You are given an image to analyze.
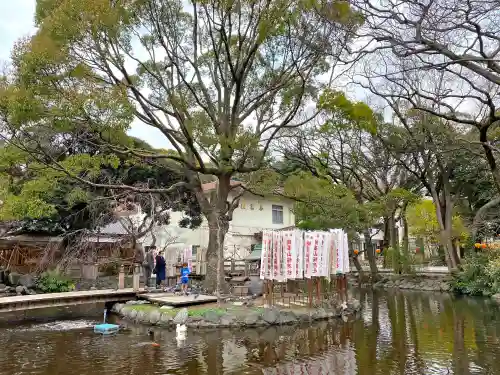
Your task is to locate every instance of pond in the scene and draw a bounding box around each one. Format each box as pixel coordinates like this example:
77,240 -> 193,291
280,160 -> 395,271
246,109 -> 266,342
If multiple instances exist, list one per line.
1,289 -> 500,375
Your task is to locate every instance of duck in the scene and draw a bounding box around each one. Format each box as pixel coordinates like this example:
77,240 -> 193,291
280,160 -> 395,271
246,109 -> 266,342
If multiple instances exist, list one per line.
176,324 -> 187,334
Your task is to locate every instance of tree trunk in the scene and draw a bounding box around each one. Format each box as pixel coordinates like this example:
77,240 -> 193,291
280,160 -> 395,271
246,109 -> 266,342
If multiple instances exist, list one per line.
348,238 -> 364,279
401,203 -> 410,272
388,213 -> 400,273
363,229 -> 378,278
430,184 -> 459,270
382,217 -> 390,268
193,174 -> 233,297
471,196 -> 500,240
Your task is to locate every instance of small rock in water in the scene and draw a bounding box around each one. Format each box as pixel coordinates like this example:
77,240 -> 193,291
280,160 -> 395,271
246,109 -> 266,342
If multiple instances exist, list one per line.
173,308 -> 189,325
15,285 -> 27,295
19,274 -> 36,289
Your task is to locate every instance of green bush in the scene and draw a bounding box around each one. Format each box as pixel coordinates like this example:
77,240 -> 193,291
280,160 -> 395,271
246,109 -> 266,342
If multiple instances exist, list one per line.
99,260 -> 120,276
36,270 -> 75,293
450,250 -> 500,296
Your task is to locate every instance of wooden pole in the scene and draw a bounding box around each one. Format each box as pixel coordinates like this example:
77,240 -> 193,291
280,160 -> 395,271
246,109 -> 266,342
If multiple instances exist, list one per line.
308,278 -> 313,308
118,265 -> 125,289
132,263 -> 140,291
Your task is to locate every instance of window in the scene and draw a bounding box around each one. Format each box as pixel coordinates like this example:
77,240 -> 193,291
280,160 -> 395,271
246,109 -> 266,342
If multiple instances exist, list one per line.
272,205 -> 284,224
192,245 -> 199,256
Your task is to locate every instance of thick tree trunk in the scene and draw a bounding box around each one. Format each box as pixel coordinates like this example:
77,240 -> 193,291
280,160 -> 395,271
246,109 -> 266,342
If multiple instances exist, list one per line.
363,229 -> 378,278
205,217 -> 228,297
430,182 -> 459,270
192,174 -> 233,297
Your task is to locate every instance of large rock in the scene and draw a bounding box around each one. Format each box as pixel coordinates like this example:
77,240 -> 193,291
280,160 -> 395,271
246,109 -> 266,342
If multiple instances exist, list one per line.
219,314 -> 236,327
312,308 -> 328,320
126,308 -> 138,320
149,310 -> 162,325
278,311 -> 297,325
262,308 -> 280,324
136,310 -> 150,324
157,313 -> 173,327
19,274 -> 35,289
243,311 -> 261,326
112,303 -> 124,314
247,278 -> 263,296
440,282 -> 450,292
15,285 -> 28,295
203,310 -> 221,324
8,272 -> 21,286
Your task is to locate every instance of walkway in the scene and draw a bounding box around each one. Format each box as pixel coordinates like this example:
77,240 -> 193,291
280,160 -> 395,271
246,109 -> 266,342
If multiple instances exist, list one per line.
0,288 -> 144,313
355,266 -> 450,275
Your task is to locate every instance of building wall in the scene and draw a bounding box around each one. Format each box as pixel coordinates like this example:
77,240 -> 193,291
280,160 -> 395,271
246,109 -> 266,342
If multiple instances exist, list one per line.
142,191 -> 295,260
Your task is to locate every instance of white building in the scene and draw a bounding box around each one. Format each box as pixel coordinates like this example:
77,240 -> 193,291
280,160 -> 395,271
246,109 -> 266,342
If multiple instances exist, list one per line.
102,181 -> 295,267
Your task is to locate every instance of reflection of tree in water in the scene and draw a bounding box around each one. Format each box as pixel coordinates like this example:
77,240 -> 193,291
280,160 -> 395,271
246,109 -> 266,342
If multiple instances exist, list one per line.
4,293 -> 500,375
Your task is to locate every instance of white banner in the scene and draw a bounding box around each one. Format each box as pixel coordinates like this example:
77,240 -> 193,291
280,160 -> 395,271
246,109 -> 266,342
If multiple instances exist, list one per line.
260,230 -> 272,280
283,231 -> 297,280
304,232 -> 314,278
261,229 -> 349,280
272,231 -> 283,281
295,230 -> 304,279
343,231 -> 350,273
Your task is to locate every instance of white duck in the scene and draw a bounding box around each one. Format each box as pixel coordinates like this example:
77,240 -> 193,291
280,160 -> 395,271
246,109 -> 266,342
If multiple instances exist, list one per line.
173,308 -> 188,339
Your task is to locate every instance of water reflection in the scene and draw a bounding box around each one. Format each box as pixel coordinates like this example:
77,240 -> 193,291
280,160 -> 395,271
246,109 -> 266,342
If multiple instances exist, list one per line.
1,290 -> 500,374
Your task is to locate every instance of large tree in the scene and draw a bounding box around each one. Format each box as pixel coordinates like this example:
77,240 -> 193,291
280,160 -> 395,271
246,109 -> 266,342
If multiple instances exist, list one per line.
1,0 -> 361,292
0,133 -> 202,239
277,92 -> 419,276
351,0 -> 500,224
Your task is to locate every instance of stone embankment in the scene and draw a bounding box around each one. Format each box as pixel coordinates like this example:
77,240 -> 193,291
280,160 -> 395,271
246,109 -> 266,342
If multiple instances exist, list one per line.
112,298 -> 362,329
372,275 -> 451,292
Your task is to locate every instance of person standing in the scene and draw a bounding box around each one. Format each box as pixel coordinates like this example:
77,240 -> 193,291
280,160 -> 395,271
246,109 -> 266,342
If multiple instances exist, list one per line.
143,246 -> 155,287
155,249 -> 166,289
180,262 -> 190,295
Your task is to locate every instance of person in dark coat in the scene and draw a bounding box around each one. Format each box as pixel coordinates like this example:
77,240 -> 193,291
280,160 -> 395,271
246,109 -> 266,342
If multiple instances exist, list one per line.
154,249 -> 166,288
143,246 -> 155,287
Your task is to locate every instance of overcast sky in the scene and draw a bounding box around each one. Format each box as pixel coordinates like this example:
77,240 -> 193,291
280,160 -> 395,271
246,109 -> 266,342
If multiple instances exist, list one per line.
0,1 -> 169,148
0,2 -> 372,151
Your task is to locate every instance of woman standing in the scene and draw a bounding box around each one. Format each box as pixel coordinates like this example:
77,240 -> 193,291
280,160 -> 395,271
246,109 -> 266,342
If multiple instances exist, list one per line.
154,249 -> 166,289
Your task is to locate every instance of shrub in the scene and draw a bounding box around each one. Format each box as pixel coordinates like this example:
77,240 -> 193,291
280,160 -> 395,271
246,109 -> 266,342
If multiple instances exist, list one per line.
99,260 -> 121,276
450,249 -> 500,296
36,270 -> 75,293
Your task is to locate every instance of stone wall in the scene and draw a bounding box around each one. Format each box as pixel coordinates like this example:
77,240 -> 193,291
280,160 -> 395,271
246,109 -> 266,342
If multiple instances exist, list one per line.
112,299 -> 362,329
372,275 -> 451,292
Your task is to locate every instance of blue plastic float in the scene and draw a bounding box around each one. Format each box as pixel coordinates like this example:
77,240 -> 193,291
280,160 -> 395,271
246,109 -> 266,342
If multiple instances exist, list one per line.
94,323 -> 120,335
94,309 -> 119,335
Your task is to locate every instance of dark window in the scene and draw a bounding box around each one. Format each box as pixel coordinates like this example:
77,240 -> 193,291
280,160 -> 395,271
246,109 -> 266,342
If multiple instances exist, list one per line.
272,205 -> 284,224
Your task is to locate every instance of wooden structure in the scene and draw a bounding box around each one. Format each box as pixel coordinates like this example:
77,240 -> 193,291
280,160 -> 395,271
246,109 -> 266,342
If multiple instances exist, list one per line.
0,288 -> 145,313
0,233 -> 135,276
0,235 -> 64,274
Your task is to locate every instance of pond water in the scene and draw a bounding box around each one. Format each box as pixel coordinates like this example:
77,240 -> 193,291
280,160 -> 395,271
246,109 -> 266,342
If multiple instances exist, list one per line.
1,290 -> 500,375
